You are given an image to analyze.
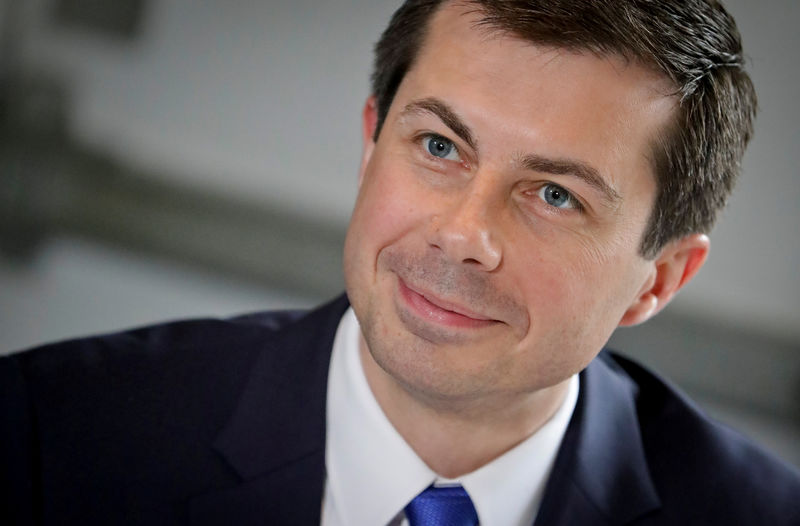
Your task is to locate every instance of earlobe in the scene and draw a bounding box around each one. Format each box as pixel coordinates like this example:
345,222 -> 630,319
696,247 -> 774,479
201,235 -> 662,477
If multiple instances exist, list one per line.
358,96 -> 378,186
618,234 -> 710,326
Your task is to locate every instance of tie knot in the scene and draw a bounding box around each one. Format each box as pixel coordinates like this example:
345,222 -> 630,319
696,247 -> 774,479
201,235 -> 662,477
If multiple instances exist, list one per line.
405,485 -> 479,526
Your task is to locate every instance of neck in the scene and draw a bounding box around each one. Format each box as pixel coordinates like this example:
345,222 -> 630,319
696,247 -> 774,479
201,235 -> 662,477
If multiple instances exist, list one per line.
359,341 -> 570,478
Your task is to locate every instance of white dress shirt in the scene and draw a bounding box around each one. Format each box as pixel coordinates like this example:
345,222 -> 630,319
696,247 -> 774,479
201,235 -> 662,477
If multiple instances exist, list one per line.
322,308 -> 579,526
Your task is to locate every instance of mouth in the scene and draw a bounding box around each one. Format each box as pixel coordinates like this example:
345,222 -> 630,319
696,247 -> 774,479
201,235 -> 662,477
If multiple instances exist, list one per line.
397,277 -> 499,330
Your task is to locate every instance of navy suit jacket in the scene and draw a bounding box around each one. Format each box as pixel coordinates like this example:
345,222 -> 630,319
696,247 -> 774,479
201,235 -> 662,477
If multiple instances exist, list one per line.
2,295 -> 799,525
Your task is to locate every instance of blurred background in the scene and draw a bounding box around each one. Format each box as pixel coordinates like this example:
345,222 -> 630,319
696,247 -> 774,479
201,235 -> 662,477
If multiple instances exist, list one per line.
0,1 -> 798,467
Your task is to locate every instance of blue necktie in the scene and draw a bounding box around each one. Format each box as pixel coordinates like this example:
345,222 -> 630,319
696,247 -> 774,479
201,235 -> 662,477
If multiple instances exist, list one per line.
405,485 -> 479,526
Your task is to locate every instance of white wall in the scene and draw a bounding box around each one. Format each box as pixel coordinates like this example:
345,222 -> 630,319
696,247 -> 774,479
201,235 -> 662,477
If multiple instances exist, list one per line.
0,237 -> 317,353
672,0 -> 800,342
18,0 -> 399,222
9,0 -> 800,342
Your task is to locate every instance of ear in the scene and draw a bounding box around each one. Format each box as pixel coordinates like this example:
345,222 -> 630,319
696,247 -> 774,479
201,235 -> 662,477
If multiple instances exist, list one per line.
618,233 -> 709,326
357,95 -> 379,187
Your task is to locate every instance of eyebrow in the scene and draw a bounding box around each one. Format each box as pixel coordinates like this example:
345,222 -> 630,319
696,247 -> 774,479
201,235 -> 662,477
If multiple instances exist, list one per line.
520,153 -> 621,204
400,98 -> 477,151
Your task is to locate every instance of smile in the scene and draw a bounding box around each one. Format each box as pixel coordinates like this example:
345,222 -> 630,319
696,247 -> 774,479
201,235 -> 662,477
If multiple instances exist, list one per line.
397,278 -> 499,330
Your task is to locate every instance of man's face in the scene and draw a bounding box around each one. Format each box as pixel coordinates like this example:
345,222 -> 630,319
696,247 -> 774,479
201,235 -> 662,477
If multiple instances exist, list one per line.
344,4 -> 676,400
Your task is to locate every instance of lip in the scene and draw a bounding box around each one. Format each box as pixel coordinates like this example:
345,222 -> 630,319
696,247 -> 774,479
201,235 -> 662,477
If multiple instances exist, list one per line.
397,278 -> 499,329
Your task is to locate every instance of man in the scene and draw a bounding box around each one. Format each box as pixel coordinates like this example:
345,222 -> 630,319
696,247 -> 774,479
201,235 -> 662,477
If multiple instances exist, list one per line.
2,0 -> 798,525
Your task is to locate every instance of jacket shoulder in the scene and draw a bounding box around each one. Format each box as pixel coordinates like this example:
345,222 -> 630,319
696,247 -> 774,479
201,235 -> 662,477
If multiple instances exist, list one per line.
602,351 -> 800,524
2,305 -> 316,437
0,304 -> 320,524
11,306 -> 306,361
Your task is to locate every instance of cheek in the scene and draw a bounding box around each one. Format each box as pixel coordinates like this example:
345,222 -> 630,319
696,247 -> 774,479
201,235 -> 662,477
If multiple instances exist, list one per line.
507,256 -> 620,380
508,236 -> 642,336
353,160 -> 431,248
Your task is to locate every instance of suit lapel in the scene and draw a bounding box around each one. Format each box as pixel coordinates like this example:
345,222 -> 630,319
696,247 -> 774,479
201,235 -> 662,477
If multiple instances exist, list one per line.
534,352 -> 661,526
189,295 -> 349,526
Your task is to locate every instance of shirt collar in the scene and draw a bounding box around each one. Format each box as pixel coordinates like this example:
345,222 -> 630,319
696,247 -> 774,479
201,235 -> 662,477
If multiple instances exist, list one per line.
325,308 -> 579,526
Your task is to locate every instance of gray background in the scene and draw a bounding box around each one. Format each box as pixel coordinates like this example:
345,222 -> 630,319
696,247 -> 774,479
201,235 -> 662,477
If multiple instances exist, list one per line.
1,0 -> 798,467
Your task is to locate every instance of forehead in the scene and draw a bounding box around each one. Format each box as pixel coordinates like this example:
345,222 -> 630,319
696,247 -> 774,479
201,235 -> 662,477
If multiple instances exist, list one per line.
393,2 -> 677,189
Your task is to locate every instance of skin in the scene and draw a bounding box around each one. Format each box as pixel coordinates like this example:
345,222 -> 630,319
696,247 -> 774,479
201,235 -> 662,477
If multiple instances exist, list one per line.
343,2 -> 709,477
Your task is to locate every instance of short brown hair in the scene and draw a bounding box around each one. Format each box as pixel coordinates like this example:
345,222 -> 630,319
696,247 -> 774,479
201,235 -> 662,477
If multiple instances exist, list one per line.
371,0 -> 757,258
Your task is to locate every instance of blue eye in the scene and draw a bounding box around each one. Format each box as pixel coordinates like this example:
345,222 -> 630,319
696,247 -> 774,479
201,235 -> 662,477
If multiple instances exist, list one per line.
422,135 -> 460,161
539,184 -> 578,210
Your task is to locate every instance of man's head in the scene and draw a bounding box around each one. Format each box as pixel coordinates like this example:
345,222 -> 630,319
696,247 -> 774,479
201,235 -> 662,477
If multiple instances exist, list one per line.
343,0 -> 754,402
371,0 -> 757,259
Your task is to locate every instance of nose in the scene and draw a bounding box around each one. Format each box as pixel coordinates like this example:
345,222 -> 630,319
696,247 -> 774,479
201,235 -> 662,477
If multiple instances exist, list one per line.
428,187 -> 502,271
